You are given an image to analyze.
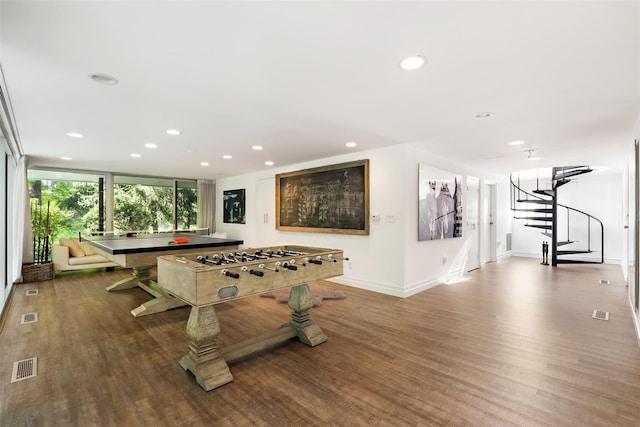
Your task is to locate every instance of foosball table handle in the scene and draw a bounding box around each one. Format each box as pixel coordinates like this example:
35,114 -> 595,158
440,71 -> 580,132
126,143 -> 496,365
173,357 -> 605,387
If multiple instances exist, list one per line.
221,269 -> 240,279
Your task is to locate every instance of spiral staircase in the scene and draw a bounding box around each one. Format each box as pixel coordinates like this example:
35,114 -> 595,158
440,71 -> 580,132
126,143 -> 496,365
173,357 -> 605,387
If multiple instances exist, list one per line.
510,166 -> 604,266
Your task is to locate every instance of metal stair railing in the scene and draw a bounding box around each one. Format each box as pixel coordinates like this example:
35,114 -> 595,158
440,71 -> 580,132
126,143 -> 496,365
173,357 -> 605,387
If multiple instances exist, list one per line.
509,170 -> 604,264
510,171 -> 550,211
556,203 -> 604,263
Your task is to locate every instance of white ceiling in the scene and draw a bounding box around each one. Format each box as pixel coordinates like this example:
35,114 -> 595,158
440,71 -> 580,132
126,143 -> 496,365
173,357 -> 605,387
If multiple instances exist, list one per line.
1,1 -> 639,180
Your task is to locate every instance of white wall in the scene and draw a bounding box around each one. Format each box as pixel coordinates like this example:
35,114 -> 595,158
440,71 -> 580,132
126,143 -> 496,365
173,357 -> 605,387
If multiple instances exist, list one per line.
216,143 -> 511,298
495,174 -> 514,261
627,113 -> 640,343
216,145 -> 407,296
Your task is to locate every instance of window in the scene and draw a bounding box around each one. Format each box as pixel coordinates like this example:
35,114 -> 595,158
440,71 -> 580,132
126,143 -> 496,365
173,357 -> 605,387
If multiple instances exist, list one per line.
176,180 -> 197,230
27,170 -> 198,241
27,171 -> 103,252
114,176 -> 172,232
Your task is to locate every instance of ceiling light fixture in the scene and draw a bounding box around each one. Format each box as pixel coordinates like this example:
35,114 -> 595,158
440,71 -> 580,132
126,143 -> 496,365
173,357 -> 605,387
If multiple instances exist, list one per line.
145,143 -> 157,149
89,73 -> 118,85
60,156 -> 72,160
223,155 -> 232,159
252,145 -> 263,151
166,129 -> 181,135
345,141 -> 357,148
130,153 -> 141,158
66,132 -> 83,138
200,162 -> 209,166
399,55 -> 426,70
508,140 -> 525,146
474,112 -> 493,119
525,149 -> 540,160
265,161 -> 274,166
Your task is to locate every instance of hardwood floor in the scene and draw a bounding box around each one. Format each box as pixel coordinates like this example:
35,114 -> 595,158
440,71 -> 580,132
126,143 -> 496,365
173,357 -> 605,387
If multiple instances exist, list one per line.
1,257 -> 639,426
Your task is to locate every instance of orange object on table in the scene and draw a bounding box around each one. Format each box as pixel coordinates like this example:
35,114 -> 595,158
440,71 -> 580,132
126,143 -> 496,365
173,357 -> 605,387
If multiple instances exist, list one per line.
174,237 -> 189,244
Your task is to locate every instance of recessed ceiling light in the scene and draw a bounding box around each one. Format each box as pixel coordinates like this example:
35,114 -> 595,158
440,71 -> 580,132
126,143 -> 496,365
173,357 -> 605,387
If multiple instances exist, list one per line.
399,55 -> 426,70
166,129 -> 181,135
252,145 -> 263,151
145,143 -> 157,149
200,162 -> 209,166
265,161 -> 274,166
529,156 -> 541,161
130,153 -> 141,158
66,132 -> 83,138
345,141 -> 357,148
89,73 -> 118,85
60,156 -> 72,160
508,140 -> 525,146
223,155 -> 232,159
474,112 -> 493,119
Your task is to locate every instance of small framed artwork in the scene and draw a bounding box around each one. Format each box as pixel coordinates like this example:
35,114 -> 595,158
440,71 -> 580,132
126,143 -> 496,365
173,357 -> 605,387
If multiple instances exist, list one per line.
418,165 -> 463,241
223,189 -> 246,224
276,159 -> 369,235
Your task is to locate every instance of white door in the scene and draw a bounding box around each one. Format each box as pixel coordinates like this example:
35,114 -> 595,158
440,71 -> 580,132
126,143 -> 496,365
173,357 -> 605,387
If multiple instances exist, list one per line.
466,176 -> 480,271
481,182 -> 497,264
256,177 -> 276,245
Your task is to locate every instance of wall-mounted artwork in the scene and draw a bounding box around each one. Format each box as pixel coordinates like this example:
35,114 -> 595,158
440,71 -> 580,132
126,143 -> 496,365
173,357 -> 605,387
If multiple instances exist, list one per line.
276,159 -> 369,235
223,189 -> 246,224
418,165 -> 463,241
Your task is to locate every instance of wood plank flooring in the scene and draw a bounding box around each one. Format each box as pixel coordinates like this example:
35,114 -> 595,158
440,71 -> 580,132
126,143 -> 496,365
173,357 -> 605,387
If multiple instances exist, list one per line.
1,257 -> 639,426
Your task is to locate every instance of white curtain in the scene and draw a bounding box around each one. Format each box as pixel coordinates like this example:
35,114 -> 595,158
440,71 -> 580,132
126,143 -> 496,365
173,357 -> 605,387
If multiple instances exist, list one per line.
12,155 -> 29,283
197,179 -> 216,234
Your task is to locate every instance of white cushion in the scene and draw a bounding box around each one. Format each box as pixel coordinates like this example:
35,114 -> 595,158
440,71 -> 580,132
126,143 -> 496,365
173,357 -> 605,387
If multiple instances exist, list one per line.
68,254 -> 110,266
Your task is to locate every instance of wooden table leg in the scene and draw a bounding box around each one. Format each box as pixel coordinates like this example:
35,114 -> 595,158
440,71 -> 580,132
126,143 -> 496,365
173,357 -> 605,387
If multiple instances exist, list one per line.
106,266 -> 153,291
288,283 -> 327,346
179,305 -> 233,391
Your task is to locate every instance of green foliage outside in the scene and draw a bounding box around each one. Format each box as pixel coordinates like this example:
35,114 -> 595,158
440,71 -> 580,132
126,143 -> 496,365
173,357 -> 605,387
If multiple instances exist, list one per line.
29,179 -> 198,260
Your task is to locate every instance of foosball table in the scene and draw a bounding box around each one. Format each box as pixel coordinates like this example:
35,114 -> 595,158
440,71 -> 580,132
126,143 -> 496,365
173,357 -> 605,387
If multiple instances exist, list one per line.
157,245 -> 346,391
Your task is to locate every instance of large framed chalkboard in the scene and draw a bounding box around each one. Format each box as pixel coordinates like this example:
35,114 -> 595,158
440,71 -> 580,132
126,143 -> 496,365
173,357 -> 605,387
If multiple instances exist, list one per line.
276,159 -> 369,235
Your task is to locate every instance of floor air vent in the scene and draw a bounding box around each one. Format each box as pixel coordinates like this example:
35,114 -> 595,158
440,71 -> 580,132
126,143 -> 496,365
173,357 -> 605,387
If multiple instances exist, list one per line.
20,313 -> 38,324
11,357 -> 37,383
592,309 -> 610,321
599,280 -> 610,285
25,289 -> 38,296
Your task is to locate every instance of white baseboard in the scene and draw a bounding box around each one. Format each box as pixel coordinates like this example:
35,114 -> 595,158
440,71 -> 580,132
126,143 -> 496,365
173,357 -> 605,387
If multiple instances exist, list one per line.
497,251 -> 512,261
510,251 -> 620,265
629,294 -> 640,347
330,273 -> 458,299
328,276 -> 405,298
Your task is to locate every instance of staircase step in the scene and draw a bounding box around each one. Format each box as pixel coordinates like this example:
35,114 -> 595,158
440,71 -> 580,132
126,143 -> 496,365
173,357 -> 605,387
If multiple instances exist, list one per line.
525,224 -> 552,230
554,167 -> 593,180
512,208 -> 553,213
555,259 -> 602,265
541,232 -> 553,238
557,241 -> 575,246
516,199 -> 553,205
557,250 -> 593,255
514,216 -> 552,221
533,189 -> 555,197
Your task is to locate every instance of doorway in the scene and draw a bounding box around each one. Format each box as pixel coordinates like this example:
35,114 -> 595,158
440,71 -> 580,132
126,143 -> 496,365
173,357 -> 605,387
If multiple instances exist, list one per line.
482,182 -> 497,264
466,176 -> 480,271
